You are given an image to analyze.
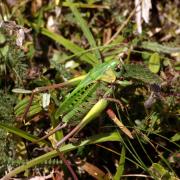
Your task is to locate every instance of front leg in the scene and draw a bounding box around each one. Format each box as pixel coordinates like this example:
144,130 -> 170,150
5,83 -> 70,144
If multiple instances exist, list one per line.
33,122 -> 67,144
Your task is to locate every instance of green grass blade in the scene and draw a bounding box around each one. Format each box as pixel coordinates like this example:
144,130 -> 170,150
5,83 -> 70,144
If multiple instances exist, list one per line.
69,3 -> 101,62
2,131 -> 121,179
41,28 -> 97,66
0,123 -> 49,146
114,145 -> 126,180
62,2 -> 109,9
126,138 -> 147,171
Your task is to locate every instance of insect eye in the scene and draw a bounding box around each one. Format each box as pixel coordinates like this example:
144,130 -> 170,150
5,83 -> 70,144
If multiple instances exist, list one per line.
115,65 -> 121,72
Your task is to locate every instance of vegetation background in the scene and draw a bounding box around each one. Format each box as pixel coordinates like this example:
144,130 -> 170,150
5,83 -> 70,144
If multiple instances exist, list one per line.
0,0 -> 179,179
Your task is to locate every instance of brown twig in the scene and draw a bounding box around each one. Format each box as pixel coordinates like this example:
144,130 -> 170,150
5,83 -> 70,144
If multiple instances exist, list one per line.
104,0 -> 143,45
104,8 -> 136,45
56,149 -> 78,180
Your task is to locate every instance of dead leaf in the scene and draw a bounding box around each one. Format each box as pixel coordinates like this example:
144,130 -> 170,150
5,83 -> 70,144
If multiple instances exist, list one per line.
76,159 -> 106,179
